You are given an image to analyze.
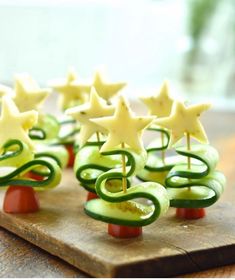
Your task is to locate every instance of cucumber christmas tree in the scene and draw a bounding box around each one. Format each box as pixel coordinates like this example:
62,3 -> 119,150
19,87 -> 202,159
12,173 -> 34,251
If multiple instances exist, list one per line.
137,81 -> 179,185
155,101 -> 226,219
50,69 -> 126,167
50,69 -> 91,167
13,74 -> 69,173
84,96 -> 169,238
0,97 -> 61,213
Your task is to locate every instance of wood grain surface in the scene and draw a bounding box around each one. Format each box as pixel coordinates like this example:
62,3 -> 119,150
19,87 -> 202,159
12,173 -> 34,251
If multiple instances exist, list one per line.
1,169 -> 235,277
0,227 -> 86,278
0,110 -> 235,278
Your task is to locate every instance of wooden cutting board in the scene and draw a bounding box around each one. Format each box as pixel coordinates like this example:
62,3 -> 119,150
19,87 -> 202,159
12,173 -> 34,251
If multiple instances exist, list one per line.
0,165 -> 235,277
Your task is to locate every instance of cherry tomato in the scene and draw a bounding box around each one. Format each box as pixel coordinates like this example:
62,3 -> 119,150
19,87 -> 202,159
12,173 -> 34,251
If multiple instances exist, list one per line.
65,144 -> 75,167
108,224 -> 142,238
3,185 -> 40,214
176,208 -> 206,219
86,191 -> 99,201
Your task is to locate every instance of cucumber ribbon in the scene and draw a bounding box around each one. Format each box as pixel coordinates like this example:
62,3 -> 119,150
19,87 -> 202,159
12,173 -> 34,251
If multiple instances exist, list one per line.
29,113 -> 69,169
58,116 -> 80,145
74,141 -> 122,193
137,126 -> 184,185
0,139 -> 61,191
166,144 -> 226,208
30,113 -> 60,141
85,148 -> 169,227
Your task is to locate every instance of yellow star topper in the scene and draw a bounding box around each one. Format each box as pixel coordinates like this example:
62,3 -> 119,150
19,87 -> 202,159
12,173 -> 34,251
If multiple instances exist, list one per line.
140,80 -> 174,118
0,97 -> 38,151
13,74 -> 50,112
155,101 -> 211,147
92,71 -> 126,102
50,70 -> 91,110
91,96 -> 155,153
65,87 -> 115,147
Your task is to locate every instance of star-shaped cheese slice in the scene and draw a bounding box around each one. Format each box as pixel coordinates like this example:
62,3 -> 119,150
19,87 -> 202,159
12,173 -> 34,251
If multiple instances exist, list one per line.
140,80 -> 174,118
91,96 -> 155,152
50,70 -> 91,110
13,74 -> 50,112
155,101 -> 211,147
65,87 -> 115,147
92,71 -> 126,102
0,97 -> 38,151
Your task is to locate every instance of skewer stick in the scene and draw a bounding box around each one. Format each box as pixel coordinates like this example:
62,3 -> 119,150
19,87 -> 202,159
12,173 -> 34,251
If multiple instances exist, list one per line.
121,142 -> 127,193
186,132 -> 191,191
186,132 -> 191,170
96,131 -> 101,150
161,131 -> 166,164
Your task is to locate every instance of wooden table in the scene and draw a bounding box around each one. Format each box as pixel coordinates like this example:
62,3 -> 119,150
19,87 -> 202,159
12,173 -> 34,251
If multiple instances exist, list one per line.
1,110 -> 235,278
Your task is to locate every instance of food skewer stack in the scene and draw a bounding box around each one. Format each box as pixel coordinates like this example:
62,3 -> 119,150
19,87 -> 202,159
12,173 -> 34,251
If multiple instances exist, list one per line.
0,68 -> 226,240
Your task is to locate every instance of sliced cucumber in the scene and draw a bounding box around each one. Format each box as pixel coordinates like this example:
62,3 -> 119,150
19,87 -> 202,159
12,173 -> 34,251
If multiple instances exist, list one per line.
85,182 -> 169,226
166,144 -> 226,208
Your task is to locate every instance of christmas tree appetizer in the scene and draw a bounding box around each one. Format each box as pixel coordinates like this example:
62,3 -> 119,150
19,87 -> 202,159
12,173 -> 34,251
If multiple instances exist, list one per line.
13,74 -> 69,174
0,97 -> 61,214
137,81 -> 179,185
155,101 -> 226,219
50,69 -> 91,167
84,96 -> 169,238
66,87 -> 122,201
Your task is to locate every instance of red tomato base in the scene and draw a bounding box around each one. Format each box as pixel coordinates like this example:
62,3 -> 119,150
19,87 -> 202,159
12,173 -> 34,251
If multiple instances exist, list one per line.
86,191 -> 99,201
108,224 -> 142,238
176,208 -> 206,219
65,144 -> 75,168
3,186 -> 40,214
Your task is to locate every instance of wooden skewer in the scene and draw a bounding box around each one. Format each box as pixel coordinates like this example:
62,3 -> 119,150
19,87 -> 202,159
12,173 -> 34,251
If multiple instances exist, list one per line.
186,132 -> 191,170
96,131 -> 101,150
121,142 -> 127,193
186,132 -> 191,191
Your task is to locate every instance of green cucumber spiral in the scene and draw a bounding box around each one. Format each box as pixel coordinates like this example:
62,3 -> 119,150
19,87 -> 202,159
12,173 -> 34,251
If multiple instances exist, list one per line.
58,117 -> 80,145
30,113 -> 69,169
74,142 -> 123,193
166,144 -> 226,208
137,126 -> 183,185
85,148 -> 169,227
0,139 -> 61,191
30,113 -> 60,141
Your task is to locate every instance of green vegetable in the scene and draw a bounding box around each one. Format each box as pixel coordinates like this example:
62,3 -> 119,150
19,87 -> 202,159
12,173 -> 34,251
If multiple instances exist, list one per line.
166,144 -> 226,208
30,114 -> 69,169
74,142 -> 122,193
30,113 -> 60,140
137,126 -> 183,185
58,116 -> 80,145
85,148 -> 169,226
0,139 -> 61,191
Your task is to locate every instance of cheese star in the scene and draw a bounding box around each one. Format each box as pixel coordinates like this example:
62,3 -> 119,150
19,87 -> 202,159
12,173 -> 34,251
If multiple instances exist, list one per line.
65,87 -> 115,147
140,80 -> 174,118
50,70 -> 91,110
92,71 -> 126,102
155,101 -> 211,146
91,96 -> 154,152
13,74 -> 50,112
0,97 -> 38,151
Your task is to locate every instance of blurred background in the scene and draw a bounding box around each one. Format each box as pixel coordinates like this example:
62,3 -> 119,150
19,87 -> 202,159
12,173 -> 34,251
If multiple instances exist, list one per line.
0,0 -> 234,108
